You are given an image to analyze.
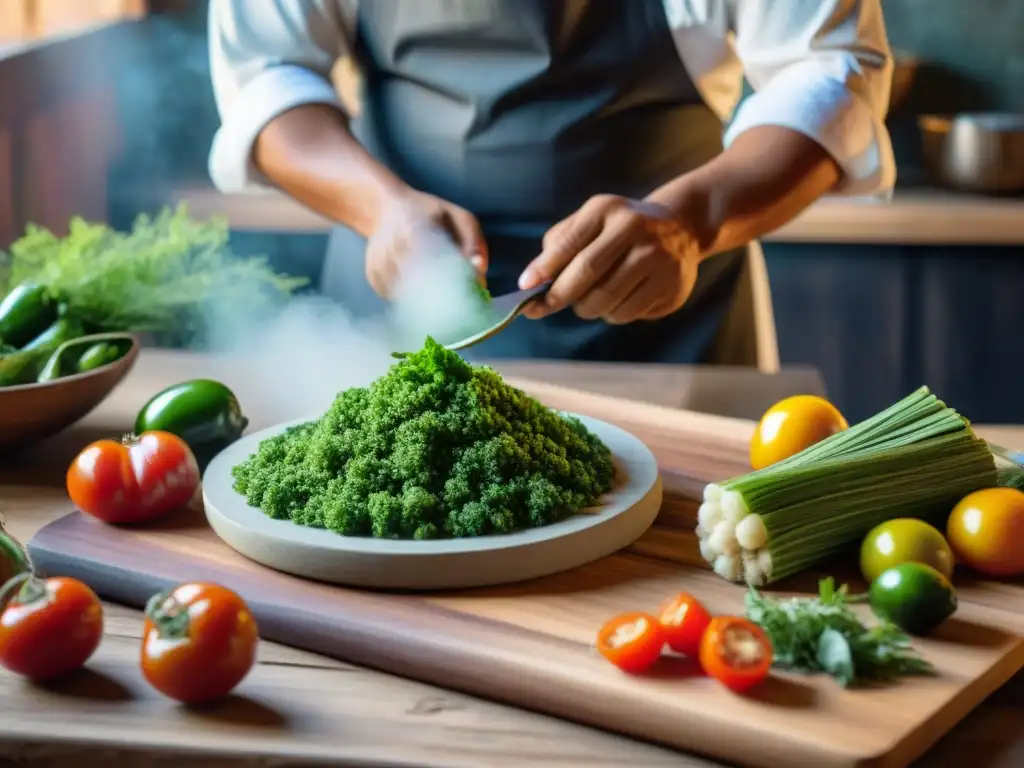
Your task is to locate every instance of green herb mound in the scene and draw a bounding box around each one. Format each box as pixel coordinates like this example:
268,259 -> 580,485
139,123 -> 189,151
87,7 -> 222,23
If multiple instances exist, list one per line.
231,338 -> 615,539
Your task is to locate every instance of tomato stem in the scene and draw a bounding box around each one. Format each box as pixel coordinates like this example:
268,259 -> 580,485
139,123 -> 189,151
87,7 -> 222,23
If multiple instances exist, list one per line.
0,517 -> 33,565
145,589 -> 190,639
0,572 -> 46,611
121,433 -> 140,447
0,573 -> 29,610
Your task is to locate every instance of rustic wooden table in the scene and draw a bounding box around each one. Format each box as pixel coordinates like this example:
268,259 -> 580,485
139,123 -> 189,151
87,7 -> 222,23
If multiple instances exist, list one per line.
1,350 -> 1023,767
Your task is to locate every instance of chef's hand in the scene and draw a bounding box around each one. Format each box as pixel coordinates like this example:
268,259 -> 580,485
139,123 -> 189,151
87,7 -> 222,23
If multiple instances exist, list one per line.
518,195 -> 700,323
367,189 -> 488,299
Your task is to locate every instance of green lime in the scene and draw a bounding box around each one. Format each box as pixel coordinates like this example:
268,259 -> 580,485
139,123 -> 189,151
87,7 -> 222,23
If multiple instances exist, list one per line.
869,561 -> 957,636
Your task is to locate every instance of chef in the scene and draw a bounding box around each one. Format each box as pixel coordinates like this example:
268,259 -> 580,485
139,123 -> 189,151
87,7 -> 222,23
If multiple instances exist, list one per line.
208,0 -> 895,364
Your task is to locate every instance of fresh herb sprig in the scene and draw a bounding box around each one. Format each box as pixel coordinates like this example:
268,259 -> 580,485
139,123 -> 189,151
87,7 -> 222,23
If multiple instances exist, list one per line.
0,205 -> 307,347
745,577 -> 935,687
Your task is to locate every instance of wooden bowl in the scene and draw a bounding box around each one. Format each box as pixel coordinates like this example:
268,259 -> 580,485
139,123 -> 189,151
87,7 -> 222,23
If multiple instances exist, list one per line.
0,335 -> 141,453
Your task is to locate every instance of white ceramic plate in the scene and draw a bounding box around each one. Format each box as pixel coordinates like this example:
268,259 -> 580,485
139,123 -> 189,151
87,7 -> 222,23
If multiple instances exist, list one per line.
202,414 -> 662,590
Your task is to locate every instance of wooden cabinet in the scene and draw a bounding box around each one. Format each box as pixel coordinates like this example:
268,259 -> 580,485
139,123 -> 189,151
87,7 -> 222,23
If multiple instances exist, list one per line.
915,252 -> 1024,423
763,243 -> 1024,426
0,1 -> 145,42
0,3 -> 32,42
763,244 -> 912,423
34,1 -> 146,36
0,24 -> 129,247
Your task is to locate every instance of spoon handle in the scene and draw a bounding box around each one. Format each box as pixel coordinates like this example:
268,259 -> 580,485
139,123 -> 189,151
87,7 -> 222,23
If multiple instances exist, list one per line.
390,280 -> 553,359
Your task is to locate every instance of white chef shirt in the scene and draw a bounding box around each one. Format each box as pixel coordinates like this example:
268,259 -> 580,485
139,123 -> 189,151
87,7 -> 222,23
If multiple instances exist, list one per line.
208,0 -> 896,200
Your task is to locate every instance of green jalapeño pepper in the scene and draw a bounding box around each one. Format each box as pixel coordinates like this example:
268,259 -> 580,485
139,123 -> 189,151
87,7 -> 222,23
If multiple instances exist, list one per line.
0,522 -> 30,587
75,342 -> 125,372
0,282 -> 57,349
36,332 -> 132,383
0,315 -> 85,386
21,314 -> 84,353
135,379 -> 249,470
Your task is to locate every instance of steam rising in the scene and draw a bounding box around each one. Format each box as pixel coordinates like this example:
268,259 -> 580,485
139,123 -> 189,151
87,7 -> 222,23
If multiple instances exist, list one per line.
111,5 -> 492,424
389,228 -> 493,351
203,242 -> 491,426
203,296 -> 393,426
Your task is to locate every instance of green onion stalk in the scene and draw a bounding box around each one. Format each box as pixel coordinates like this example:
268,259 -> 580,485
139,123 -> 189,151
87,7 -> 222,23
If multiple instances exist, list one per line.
697,387 -> 1023,586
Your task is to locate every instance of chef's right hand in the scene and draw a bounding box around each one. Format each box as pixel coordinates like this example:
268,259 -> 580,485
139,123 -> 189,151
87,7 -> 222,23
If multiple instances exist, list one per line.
366,189 -> 488,299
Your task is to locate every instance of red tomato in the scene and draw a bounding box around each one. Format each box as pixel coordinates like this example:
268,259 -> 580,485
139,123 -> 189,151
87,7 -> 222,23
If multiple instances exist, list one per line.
67,431 -> 199,524
0,574 -> 104,681
141,582 -> 258,703
699,616 -> 773,692
657,592 -> 712,657
596,612 -> 665,674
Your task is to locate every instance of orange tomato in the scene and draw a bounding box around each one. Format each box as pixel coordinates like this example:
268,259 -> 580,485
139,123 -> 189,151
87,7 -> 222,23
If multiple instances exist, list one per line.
657,592 -> 712,657
0,575 -> 104,681
67,431 -> 199,524
596,612 -> 665,674
699,616 -> 772,692
946,487 -> 1024,578
749,395 -> 848,470
140,582 -> 258,703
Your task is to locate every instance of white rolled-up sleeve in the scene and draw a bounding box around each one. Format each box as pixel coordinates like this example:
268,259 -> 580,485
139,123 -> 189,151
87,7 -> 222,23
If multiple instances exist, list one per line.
724,0 -> 896,198
208,0 -> 354,193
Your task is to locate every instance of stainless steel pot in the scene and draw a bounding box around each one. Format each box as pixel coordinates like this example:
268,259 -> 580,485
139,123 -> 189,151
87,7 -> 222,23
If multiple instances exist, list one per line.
918,113 -> 1024,194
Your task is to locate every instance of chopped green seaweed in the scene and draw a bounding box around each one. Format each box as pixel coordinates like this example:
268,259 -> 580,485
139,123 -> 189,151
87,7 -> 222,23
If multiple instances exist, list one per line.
231,337 -> 615,539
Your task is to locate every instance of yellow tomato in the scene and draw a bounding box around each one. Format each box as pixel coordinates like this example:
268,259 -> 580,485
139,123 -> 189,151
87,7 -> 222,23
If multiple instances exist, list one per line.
860,518 -> 955,584
946,487 -> 1024,578
749,395 -> 849,470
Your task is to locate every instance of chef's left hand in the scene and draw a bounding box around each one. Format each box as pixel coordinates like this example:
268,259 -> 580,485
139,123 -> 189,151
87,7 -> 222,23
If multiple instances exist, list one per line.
518,195 -> 701,323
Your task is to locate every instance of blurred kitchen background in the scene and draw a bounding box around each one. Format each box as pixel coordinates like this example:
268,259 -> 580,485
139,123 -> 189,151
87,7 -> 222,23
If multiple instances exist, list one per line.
0,0 -> 1022,424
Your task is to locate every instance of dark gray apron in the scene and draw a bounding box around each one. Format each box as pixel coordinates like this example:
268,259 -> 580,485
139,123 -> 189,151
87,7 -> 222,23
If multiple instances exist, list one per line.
320,0 -> 746,363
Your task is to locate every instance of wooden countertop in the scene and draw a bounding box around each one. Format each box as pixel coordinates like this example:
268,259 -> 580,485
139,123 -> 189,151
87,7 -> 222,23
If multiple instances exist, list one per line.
169,184 -> 1024,246
2,350 -> 1023,767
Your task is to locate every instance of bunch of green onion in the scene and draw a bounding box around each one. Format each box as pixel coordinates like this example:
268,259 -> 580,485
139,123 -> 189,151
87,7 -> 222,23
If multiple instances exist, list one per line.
697,387 -> 1021,586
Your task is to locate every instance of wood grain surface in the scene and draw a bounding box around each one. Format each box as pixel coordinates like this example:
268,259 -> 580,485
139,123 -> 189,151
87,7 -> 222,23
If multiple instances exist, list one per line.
25,377 -> 1024,768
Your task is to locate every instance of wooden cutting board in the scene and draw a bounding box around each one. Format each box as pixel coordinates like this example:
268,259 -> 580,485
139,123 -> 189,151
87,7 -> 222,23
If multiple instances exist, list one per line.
26,380 -> 1024,768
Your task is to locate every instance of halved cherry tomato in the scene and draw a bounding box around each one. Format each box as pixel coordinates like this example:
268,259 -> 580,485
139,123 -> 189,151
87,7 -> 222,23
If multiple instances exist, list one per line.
699,616 -> 773,692
596,611 -> 665,674
67,430 -> 200,524
141,582 -> 258,703
657,592 -> 712,657
0,573 -> 103,681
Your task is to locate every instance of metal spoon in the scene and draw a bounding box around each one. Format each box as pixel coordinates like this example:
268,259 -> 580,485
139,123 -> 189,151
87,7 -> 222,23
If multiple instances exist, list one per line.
391,280 -> 552,358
